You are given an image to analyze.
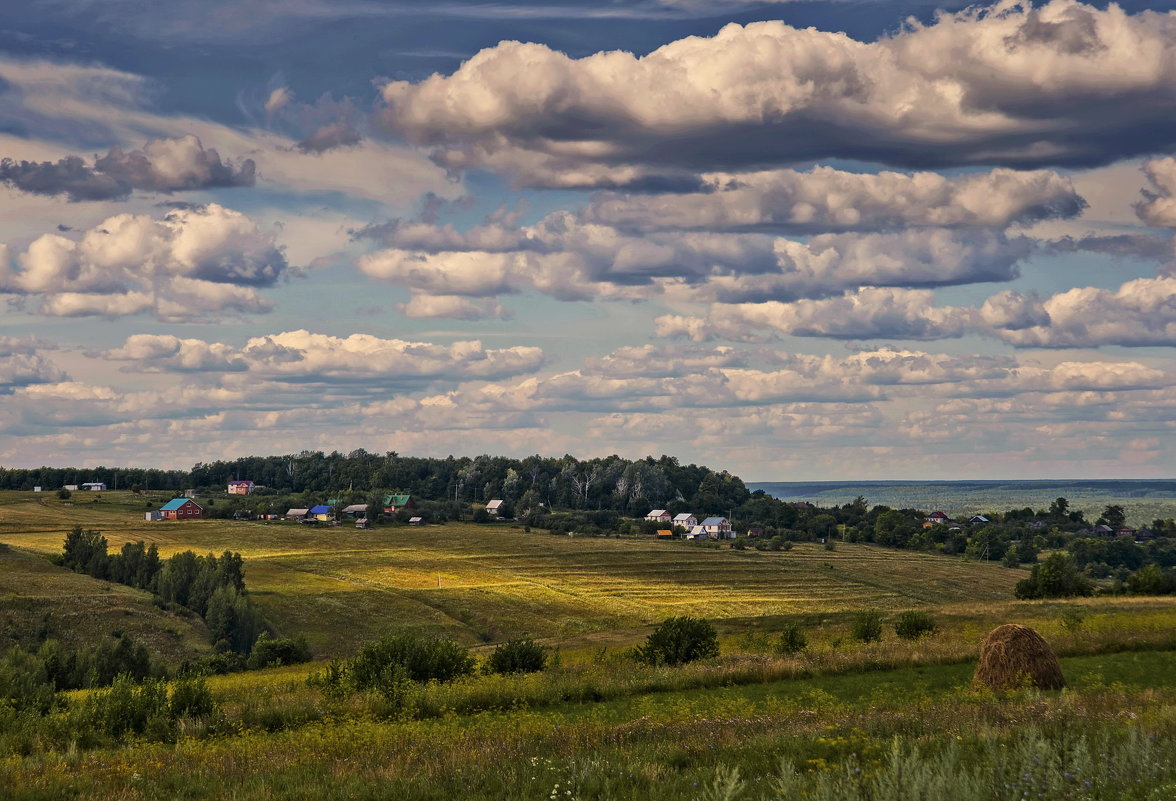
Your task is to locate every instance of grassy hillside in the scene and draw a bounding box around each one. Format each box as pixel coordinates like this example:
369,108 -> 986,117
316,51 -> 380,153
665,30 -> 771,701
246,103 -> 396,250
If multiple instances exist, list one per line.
3,489 -> 1021,657
0,544 -> 213,662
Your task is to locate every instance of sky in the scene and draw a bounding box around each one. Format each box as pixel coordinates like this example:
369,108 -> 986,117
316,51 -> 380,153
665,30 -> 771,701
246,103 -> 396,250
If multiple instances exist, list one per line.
3,0 -> 1176,481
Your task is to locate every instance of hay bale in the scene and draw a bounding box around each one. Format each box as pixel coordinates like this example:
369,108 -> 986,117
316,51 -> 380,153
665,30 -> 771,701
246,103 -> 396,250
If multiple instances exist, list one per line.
973,624 -> 1065,691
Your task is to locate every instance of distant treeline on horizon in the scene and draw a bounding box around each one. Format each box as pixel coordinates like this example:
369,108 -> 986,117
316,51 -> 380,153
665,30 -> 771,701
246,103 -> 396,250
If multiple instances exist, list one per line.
0,451 -> 751,515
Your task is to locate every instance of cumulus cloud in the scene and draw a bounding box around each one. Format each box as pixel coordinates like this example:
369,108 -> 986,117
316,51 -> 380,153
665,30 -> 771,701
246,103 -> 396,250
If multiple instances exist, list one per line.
993,276 -> 1176,347
656,289 -> 979,342
358,211 -> 1033,307
397,293 -> 512,320
0,135 -> 255,201
584,167 -> 1085,233
0,204 -> 287,320
0,335 -> 66,393
378,1 -> 1176,187
101,330 -> 547,385
1134,158 -> 1176,227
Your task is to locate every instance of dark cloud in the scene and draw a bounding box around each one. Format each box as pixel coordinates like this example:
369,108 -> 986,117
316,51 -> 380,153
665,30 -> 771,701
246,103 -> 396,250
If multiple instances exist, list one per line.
296,121 -> 362,153
0,135 -> 254,201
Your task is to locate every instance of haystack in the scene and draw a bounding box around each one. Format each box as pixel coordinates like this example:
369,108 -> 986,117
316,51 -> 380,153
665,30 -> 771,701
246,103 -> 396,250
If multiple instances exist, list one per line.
973,624 -> 1065,691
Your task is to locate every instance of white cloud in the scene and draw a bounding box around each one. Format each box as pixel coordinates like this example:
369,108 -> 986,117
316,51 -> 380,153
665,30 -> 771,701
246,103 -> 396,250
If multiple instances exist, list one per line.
101,329 -> 547,384
1134,157 -> 1176,227
0,204 -> 286,320
655,288 -> 979,342
584,166 -> 1084,233
0,135 -> 254,202
994,276 -> 1176,347
397,293 -> 512,320
379,1 -> 1176,187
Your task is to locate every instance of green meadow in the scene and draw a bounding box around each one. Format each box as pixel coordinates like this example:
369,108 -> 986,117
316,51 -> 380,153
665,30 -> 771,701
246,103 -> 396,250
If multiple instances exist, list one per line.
2,490 -> 1175,800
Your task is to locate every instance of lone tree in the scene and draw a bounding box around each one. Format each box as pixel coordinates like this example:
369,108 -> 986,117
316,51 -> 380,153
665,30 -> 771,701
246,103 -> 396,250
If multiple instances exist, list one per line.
634,616 -> 719,666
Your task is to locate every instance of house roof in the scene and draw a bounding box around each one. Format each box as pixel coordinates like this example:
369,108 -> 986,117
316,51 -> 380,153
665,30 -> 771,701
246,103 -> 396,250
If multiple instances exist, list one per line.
409,516 -> 423,523
309,505 -> 331,515
343,504 -> 367,513
927,511 -> 949,519
486,499 -> 504,509
286,508 -> 309,516
228,480 -> 253,485
701,517 -> 727,526
647,509 -> 667,516
656,529 -> 673,537
384,494 -> 413,506
672,513 -> 694,521
970,515 -> 990,523
160,498 -> 196,511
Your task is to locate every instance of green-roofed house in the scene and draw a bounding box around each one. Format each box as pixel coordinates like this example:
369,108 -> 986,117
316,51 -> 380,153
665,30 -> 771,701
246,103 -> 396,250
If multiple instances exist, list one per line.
383,494 -> 415,514
160,498 -> 202,520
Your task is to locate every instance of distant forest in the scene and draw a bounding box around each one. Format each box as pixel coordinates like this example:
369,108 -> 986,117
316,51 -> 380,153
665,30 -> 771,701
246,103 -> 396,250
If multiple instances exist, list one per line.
0,451 -> 751,516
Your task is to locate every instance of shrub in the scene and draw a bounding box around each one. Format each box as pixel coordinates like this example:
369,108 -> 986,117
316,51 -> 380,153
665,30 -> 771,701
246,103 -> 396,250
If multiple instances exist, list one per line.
247,633 -> 312,669
1015,553 -> 1093,599
776,623 -> 807,654
349,631 -> 475,688
485,638 -> 548,675
169,677 -> 215,718
634,616 -> 719,666
893,610 -> 937,640
851,609 -> 884,643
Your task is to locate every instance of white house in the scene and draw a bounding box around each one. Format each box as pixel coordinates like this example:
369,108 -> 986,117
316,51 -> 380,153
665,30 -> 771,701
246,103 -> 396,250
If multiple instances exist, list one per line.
700,516 -> 733,539
672,513 -> 697,529
81,482 -> 106,491
645,509 -> 672,523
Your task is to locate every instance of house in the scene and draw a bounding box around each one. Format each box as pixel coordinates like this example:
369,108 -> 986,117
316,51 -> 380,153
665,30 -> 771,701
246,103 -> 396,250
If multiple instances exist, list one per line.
82,482 -> 106,491
672,513 -> 697,529
145,511 -> 162,522
355,518 -> 371,530
1090,524 -> 1114,537
700,516 -> 733,539
925,511 -> 950,525
656,529 -> 674,539
685,525 -> 709,540
285,508 -> 310,521
183,489 -> 199,499
746,526 -> 764,538
485,499 -> 504,516
33,486 -> 42,492
645,509 -> 672,523
1135,528 -> 1155,541
969,515 -> 990,525
1029,520 -> 1049,531
408,516 -> 424,526
63,485 -> 79,491
383,494 -> 415,514
309,504 -> 332,522
159,498 -> 202,520
342,504 -> 368,518
227,480 -> 255,495
1115,528 -> 1137,539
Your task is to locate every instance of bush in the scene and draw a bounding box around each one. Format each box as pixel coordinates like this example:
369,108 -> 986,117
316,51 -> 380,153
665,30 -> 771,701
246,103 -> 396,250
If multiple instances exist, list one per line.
851,609 -> 884,643
485,638 -> 548,675
349,631 -> 475,688
776,623 -> 807,654
1015,553 -> 1094,599
169,677 -> 215,718
247,633 -> 312,669
893,610 -> 937,640
634,616 -> 719,666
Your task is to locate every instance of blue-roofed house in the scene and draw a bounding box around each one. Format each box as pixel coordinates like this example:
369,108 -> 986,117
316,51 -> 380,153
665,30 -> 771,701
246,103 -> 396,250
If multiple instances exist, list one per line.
309,504 -> 332,522
160,498 -> 202,520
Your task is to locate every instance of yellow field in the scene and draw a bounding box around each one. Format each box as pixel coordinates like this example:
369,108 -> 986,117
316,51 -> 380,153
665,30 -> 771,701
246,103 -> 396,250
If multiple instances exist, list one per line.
0,490 -> 1029,656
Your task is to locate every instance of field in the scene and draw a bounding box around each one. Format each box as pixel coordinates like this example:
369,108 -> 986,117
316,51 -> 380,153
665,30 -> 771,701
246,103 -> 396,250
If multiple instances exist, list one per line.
3,490 -> 1176,800
0,490 -> 1023,657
